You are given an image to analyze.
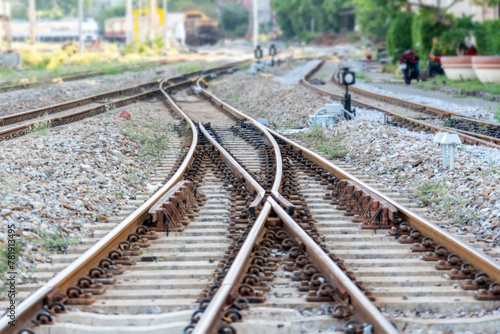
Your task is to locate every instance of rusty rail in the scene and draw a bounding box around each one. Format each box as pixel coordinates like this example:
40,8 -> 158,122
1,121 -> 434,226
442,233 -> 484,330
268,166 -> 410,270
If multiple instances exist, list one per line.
0,63 -> 231,333
198,121 -> 266,211
0,58 -> 191,93
192,201 -> 273,334
268,197 -> 399,334
0,61 -> 249,142
268,127 -> 500,283
301,60 -> 500,149
195,76 -> 295,212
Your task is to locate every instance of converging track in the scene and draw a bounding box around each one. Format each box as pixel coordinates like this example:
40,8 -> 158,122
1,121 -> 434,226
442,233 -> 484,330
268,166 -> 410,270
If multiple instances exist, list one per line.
1,59 -> 499,334
303,59 -> 500,149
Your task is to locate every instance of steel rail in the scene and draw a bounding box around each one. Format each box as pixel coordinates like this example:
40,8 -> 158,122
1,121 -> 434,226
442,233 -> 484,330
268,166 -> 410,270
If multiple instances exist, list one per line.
322,59 -> 500,126
0,80 -> 160,126
161,71 -> 271,334
267,127 -> 500,283
0,58 -> 184,93
0,61 -> 250,143
0,73 -> 201,334
198,121 -> 266,210
195,77 -> 295,212
0,59 -> 249,127
190,69 -> 397,334
269,197 -> 400,334
301,60 -> 500,149
192,201 -> 273,334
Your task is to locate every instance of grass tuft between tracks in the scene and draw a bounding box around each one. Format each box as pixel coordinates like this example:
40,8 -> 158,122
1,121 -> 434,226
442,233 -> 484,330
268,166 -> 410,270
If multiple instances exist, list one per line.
292,126 -> 348,159
413,180 -> 478,225
29,115 -> 51,137
416,76 -> 500,97
119,118 -> 173,162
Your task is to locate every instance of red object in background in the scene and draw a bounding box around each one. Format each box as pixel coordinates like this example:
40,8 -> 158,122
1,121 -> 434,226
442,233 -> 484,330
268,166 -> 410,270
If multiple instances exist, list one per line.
428,54 -> 441,62
466,46 -> 477,56
119,110 -> 131,120
366,54 -> 372,60
400,49 -> 419,64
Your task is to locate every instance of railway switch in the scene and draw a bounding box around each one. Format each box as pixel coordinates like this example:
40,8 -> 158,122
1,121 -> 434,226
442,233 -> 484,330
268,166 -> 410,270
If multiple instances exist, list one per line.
309,102 -> 355,127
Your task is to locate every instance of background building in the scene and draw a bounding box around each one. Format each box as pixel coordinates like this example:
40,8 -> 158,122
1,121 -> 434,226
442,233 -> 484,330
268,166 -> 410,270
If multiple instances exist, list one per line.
415,0 -> 500,21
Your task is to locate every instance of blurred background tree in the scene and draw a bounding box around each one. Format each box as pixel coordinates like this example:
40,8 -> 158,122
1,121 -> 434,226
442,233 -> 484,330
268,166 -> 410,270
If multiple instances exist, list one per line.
219,2 -> 249,37
353,0 -> 408,41
166,0 -> 217,18
271,0 -> 354,42
12,0 -> 93,20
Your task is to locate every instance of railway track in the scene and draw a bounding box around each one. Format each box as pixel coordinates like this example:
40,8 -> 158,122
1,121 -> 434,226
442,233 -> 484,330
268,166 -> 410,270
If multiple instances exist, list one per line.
1,60 -> 499,334
303,59 -> 500,149
0,59 -> 177,93
0,62 -> 243,143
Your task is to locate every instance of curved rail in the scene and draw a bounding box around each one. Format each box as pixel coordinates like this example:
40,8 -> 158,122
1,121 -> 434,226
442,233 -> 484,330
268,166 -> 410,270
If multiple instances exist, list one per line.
188,72 -> 398,334
0,59 -> 179,93
0,72 -> 201,334
195,76 -> 295,212
190,66 -> 500,331
268,127 -> 500,283
301,60 -> 500,149
192,201 -> 272,334
198,122 -> 265,211
268,197 -> 399,334
0,59 -> 249,143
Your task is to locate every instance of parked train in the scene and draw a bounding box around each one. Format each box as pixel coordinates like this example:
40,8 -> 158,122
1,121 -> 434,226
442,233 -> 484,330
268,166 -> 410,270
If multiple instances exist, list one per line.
104,10 -> 218,46
104,13 -> 186,43
12,18 -> 99,43
184,10 -> 218,46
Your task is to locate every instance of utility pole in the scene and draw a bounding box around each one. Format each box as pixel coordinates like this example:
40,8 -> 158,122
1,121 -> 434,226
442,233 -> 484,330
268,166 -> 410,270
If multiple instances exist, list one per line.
78,0 -> 83,54
163,0 -> 168,53
4,1 -> 12,47
253,0 -> 258,49
139,0 -> 143,41
28,0 -> 35,43
126,0 -> 133,44
149,0 -> 156,41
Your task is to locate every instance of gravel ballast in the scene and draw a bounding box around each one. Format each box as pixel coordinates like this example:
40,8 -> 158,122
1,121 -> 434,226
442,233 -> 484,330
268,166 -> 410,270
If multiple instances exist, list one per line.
0,61 -> 219,118
211,61 -> 329,128
0,101 -> 179,288
210,63 -> 500,247
355,81 -> 499,122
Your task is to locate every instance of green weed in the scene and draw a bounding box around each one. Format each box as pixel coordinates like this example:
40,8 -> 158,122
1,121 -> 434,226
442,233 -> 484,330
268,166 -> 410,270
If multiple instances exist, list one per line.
292,126 -> 347,159
120,121 -> 172,161
0,241 -> 24,289
414,180 -> 478,225
105,67 -> 123,75
225,93 -> 240,103
29,115 -> 51,136
113,190 -> 125,198
494,106 -> 500,122
175,63 -> 205,74
33,229 -> 79,251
